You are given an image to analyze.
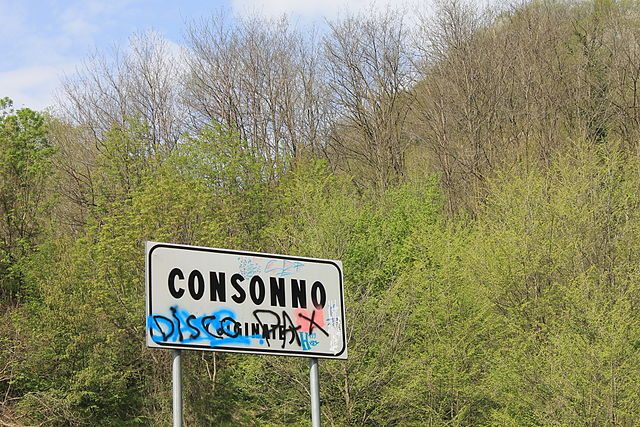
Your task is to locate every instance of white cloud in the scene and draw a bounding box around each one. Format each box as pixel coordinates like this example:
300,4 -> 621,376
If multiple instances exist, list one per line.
231,0 -> 424,21
229,0 -> 432,34
0,0 -> 137,110
59,0 -> 135,38
0,63 -> 78,110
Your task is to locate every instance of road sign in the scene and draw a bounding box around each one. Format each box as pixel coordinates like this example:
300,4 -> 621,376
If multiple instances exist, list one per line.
146,242 -> 347,359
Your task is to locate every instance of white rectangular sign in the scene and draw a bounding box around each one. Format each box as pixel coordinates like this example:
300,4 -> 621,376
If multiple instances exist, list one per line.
146,242 -> 347,359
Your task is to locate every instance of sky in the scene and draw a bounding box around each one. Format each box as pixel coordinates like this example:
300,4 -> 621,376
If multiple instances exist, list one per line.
0,0 -> 424,111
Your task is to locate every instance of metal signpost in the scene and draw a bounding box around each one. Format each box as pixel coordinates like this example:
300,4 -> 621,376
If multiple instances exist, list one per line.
145,242 -> 347,426
172,350 -> 181,427
309,358 -> 321,427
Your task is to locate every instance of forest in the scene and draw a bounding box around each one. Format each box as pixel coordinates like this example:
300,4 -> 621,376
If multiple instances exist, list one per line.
3,0 -> 640,425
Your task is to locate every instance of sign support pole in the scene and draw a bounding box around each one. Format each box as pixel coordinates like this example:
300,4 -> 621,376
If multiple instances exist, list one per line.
173,349 -> 183,427
310,357 -> 321,427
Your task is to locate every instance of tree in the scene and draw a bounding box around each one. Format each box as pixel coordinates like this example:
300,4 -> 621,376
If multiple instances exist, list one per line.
473,141 -> 640,425
324,9 -> 415,192
0,97 -> 53,306
184,14 -> 326,173
60,32 -> 184,153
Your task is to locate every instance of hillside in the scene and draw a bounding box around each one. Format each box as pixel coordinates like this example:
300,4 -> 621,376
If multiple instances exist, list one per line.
3,1 -> 640,425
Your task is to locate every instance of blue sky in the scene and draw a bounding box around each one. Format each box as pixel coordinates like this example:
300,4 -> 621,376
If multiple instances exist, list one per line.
0,0 -> 422,111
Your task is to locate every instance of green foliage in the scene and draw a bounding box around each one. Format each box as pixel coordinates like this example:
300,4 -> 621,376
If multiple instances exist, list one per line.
0,98 -> 54,419
9,1 -> 640,424
475,141 -> 640,426
0,97 -> 53,304
9,122 -> 277,425
94,119 -> 155,209
12,120 -> 640,426
239,165 -> 460,426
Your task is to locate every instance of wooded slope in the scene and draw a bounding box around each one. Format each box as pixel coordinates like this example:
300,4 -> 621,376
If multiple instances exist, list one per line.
3,0 -> 640,425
